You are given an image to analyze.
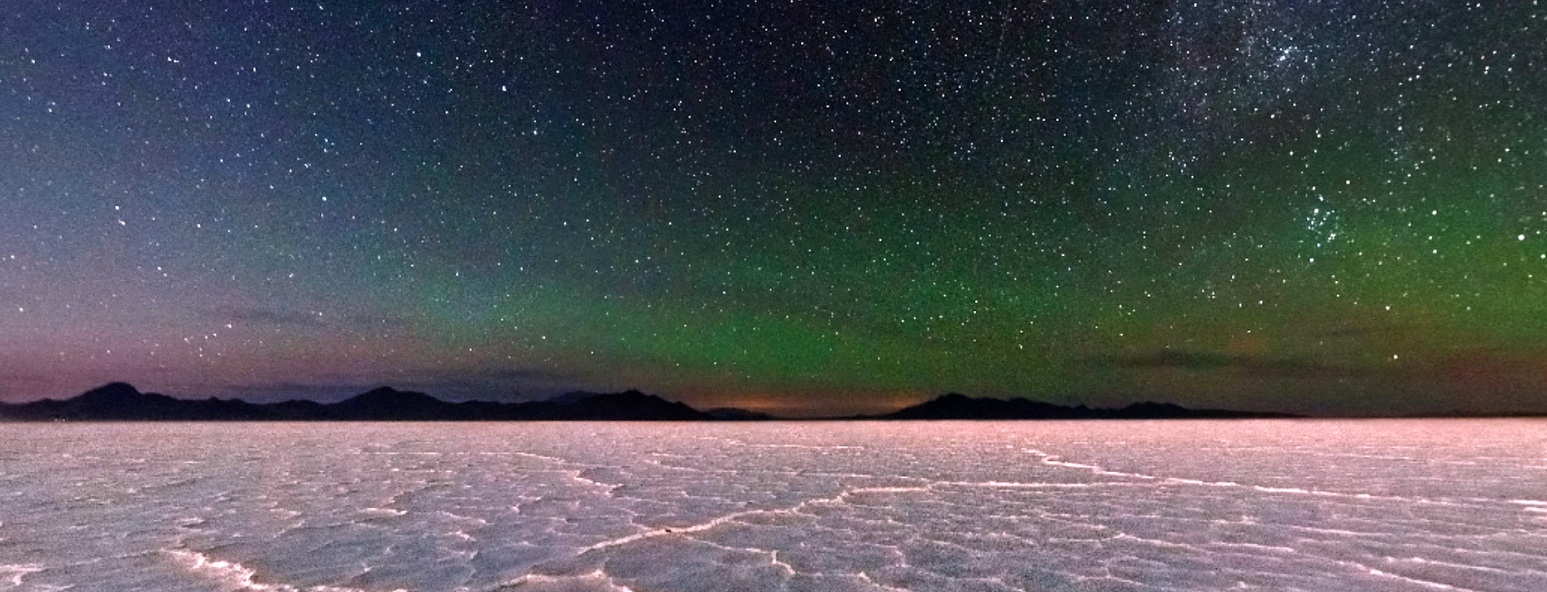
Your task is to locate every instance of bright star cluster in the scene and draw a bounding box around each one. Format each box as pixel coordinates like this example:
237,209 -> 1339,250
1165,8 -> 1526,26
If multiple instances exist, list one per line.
1,1 -> 1544,416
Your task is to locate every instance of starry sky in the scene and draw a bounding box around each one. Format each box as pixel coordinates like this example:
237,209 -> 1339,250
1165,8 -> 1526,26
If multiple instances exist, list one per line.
2,0 -> 1545,417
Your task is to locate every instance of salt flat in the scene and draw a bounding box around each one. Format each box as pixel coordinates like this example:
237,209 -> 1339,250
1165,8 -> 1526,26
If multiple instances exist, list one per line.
1,420 -> 1544,591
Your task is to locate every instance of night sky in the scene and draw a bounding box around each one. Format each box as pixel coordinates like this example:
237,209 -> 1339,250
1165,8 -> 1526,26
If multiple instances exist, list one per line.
2,1 -> 1544,416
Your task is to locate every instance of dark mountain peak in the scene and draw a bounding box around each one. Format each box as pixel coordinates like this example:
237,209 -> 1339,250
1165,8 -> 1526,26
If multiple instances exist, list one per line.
19,382 -> 194,420
886,393 -> 1067,419
332,387 -> 455,419
75,382 -> 145,402
71,382 -> 180,407
880,394 -> 1289,420
538,389 -> 706,420
340,386 -> 433,403
882,393 -> 988,419
584,390 -> 663,403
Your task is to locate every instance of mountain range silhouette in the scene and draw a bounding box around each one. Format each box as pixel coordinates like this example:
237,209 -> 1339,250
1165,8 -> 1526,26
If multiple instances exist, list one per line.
876,393 -> 1295,420
0,383 -> 1294,421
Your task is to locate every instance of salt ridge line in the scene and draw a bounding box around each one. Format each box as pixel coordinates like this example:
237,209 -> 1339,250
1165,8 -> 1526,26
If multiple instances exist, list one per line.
1021,448 -> 1519,508
547,476 -> 1158,586
509,452 -> 580,466
643,459 -> 1103,496
690,434 -> 869,450
854,571 -> 912,592
1382,556 -> 1547,578
508,451 -> 630,496
576,485 -> 934,553
0,564 -> 43,590
358,507 -> 408,519
665,535 -> 799,577
644,456 -> 916,484
163,548 -> 397,592
497,569 -> 636,591
1354,560 -> 1491,592
1510,499 -> 1547,512
507,472 -> 1201,586
568,471 -> 1299,558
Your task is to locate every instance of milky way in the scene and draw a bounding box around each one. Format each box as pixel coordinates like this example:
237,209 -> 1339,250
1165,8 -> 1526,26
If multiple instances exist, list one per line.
2,1 -> 1544,415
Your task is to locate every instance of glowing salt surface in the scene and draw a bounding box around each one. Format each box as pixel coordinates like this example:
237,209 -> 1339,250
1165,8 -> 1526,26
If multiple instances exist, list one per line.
1,420 -> 1544,591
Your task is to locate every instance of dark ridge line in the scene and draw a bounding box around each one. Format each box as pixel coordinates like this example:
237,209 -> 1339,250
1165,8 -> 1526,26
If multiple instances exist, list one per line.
17,383 -> 1538,421
0,383 -> 706,422
32,382 -> 1545,422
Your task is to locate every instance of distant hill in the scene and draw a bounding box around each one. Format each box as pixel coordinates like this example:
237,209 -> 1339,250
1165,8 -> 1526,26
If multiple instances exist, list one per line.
0,382 -> 272,421
328,387 -> 467,421
0,383 -> 712,422
874,393 -> 1298,420
532,389 -> 707,421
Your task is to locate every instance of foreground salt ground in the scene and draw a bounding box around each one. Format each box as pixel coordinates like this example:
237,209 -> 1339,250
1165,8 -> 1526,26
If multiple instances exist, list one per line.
1,420 -> 1544,591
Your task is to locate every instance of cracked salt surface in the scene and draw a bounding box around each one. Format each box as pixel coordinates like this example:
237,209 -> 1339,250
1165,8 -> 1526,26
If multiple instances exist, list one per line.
1,420 -> 1545,591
